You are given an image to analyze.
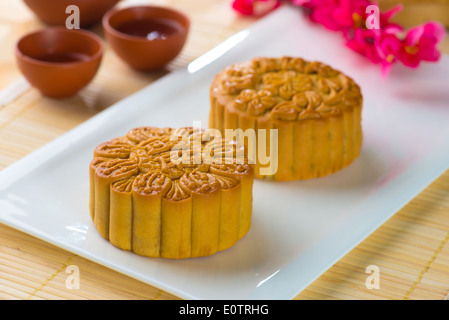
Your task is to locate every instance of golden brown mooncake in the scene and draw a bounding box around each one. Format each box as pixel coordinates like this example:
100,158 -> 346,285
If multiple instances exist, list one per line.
209,56 -> 363,181
89,126 -> 254,259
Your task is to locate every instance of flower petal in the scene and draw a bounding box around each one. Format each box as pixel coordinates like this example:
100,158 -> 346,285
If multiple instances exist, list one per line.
231,0 -> 281,16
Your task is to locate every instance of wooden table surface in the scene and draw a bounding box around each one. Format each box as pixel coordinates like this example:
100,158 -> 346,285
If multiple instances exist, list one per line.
1,0 -> 449,300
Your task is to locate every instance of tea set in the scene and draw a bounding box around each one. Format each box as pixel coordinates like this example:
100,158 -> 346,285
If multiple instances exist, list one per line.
15,0 -> 190,98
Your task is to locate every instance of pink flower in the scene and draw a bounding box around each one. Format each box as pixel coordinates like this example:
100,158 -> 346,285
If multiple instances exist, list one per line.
231,0 -> 446,75
232,0 -> 281,16
375,29 -> 403,76
291,0 -> 310,5
306,0 -> 371,31
345,28 -> 382,63
308,0 -> 343,31
398,22 -> 446,68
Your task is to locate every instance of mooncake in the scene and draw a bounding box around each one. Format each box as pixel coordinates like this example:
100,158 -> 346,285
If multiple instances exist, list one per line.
89,126 -> 254,259
209,56 -> 363,181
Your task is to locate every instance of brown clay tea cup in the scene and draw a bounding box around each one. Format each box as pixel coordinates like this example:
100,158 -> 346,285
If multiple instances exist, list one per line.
23,0 -> 121,28
102,5 -> 190,71
15,27 -> 104,99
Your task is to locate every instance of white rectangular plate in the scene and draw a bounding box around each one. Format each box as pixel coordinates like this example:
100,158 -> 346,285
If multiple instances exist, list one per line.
1,6 -> 449,300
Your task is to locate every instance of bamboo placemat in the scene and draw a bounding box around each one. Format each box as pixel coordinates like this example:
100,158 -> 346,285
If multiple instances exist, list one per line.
379,0 -> 449,27
0,0 -> 448,300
